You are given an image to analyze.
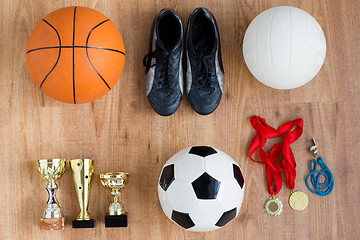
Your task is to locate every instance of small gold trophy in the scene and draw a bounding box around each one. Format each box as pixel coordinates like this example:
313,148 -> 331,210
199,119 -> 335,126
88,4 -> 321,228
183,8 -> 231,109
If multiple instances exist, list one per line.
37,159 -> 66,230
70,159 -> 95,228
100,172 -> 130,227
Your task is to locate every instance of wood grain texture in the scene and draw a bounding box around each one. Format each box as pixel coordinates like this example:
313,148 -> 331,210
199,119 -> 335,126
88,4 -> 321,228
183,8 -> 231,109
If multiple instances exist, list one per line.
0,0 -> 359,239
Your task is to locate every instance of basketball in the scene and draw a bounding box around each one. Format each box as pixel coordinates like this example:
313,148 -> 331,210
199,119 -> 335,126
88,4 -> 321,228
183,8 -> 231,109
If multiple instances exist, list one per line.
26,6 -> 125,104
243,6 -> 326,89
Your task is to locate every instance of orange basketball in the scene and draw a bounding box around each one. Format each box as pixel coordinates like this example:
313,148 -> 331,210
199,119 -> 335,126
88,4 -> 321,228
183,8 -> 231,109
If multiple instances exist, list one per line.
26,6 -> 125,104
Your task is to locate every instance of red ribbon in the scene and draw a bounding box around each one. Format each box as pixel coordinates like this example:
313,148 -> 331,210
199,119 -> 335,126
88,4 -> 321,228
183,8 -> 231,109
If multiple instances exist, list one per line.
249,116 -> 303,195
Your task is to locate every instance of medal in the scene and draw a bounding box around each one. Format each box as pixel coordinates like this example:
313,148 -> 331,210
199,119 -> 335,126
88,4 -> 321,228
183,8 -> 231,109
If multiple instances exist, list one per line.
249,116 -> 304,216
264,195 -> 283,216
289,190 -> 309,211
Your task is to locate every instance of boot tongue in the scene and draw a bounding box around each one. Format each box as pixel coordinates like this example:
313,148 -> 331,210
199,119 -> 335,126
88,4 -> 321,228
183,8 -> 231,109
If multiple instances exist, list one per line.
157,37 -> 181,53
195,36 -> 215,55
156,30 -> 182,52
156,38 -> 167,51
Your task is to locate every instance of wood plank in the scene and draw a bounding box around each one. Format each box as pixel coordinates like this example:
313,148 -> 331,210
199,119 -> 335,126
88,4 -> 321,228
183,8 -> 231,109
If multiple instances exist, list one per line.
0,0 -> 359,239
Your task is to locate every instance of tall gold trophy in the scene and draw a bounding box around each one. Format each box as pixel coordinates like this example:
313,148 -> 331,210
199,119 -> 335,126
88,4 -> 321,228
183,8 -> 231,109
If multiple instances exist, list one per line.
70,159 -> 95,228
37,159 -> 66,230
100,172 -> 130,227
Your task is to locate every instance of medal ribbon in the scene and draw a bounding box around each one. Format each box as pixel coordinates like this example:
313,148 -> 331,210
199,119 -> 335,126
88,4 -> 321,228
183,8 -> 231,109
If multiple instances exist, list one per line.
249,115 -> 303,195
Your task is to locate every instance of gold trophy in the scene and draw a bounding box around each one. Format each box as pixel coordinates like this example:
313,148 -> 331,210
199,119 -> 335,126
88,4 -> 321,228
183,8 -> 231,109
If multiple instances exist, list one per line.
70,159 -> 95,228
100,172 -> 130,227
37,159 -> 66,230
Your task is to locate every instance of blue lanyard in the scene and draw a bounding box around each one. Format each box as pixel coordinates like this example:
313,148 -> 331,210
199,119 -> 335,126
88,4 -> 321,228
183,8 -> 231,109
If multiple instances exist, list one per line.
305,156 -> 334,196
306,139 -> 334,196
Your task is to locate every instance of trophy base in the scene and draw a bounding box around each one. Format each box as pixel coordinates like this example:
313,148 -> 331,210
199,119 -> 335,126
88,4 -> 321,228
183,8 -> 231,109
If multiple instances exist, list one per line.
40,217 -> 64,231
105,214 -> 127,227
72,219 -> 95,228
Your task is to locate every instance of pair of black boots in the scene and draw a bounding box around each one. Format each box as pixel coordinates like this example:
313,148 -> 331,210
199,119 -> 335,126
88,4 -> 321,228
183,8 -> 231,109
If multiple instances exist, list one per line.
143,8 -> 224,116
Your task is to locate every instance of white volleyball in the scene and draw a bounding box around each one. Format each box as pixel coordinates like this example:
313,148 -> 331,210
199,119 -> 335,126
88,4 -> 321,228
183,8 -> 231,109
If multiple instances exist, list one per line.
243,6 -> 326,89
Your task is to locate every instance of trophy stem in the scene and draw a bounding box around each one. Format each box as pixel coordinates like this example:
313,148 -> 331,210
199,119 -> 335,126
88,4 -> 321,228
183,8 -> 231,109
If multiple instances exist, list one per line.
109,189 -> 125,215
46,181 -> 59,205
112,189 -> 121,203
43,180 -> 63,218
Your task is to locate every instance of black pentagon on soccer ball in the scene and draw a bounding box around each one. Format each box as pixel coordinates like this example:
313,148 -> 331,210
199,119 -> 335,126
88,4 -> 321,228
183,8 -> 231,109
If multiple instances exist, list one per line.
171,210 -> 195,229
159,164 -> 174,191
189,146 -> 217,157
233,164 -> 244,188
215,207 -> 237,227
192,172 -> 220,199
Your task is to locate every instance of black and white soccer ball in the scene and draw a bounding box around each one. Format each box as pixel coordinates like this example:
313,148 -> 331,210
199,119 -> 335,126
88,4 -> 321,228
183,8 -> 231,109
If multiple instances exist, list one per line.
158,146 -> 245,232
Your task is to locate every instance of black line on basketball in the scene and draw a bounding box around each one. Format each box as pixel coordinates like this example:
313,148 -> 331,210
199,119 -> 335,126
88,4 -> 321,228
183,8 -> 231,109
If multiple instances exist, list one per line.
87,46 -> 125,55
72,7 -> 77,104
27,46 -> 125,56
27,46 -> 60,54
39,19 -> 61,89
85,19 -> 111,90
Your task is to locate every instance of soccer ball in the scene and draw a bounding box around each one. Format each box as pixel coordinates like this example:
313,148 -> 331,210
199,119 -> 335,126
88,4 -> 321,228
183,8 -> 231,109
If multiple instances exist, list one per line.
243,6 -> 326,89
158,146 -> 245,232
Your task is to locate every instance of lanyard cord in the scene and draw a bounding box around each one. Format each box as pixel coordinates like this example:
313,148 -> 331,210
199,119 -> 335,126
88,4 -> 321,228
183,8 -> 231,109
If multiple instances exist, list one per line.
306,156 -> 334,196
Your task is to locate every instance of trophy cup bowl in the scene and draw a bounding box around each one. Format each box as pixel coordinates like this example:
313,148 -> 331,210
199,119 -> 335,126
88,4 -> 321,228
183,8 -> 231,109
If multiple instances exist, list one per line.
70,159 -> 95,228
100,172 -> 130,227
37,159 -> 66,230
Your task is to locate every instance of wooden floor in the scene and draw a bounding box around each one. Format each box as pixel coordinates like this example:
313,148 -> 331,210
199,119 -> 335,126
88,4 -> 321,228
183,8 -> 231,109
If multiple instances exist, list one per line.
0,0 -> 359,239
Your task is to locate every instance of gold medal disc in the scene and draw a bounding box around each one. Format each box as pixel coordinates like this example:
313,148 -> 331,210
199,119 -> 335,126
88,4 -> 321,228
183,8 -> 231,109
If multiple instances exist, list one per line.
264,196 -> 283,216
289,191 -> 309,211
